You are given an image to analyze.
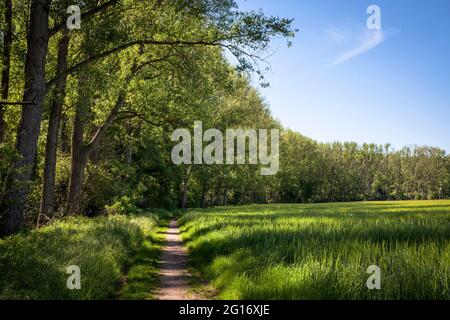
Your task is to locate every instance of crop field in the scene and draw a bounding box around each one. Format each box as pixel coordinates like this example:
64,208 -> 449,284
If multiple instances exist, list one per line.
180,200 -> 450,299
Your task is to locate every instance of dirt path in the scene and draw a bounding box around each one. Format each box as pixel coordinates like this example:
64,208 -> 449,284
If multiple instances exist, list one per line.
153,219 -> 197,300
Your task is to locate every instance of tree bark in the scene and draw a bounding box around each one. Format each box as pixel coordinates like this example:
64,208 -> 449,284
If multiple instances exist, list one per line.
88,124 -> 101,164
66,81 -> 89,215
66,148 -> 88,215
38,31 -> 69,224
60,114 -> 70,153
0,0 -> 51,236
0,0 -> 12,143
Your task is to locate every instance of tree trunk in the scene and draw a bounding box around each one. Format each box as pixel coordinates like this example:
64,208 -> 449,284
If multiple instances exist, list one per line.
66,91 -> 126,215
125,121 -> 133,164
66,149 -> 88,215
66,87 -> 88,215
60,114 -> 70,153
0,0 -> 51,236
223,185 -> 228,205
181,184 -> 188,208
0,0 -> 12,143
200,182 -> 207,208
180,166 -> 192,208
88,124 -> 101,164
38,31 -> 69,225
125,144 -> 133,164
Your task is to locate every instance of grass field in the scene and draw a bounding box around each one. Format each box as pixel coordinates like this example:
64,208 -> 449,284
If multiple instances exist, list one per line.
180,200 -> 450,299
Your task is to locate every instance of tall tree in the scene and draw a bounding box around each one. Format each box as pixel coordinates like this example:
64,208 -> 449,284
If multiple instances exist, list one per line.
0,0 -> 51,236
38,30 -> 69,224
0,0 -> 12,143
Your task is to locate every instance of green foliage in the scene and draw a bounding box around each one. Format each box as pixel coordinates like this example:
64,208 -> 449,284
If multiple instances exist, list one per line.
180,201 -> 450,299
3,0 -> 448,300
277,134 -> 450,204
0,143 -> 18,188
105,196 -> 143,216
0,213 -> 159,299
3,0 -> 447,220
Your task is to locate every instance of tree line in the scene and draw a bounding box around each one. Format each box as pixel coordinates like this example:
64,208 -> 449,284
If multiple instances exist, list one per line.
277,134 -> 450,203
0,0 -> 295,235
0,0 -> 448,236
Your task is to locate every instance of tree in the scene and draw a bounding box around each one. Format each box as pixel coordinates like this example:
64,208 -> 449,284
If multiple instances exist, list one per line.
0,0 -> 12,143
38,30 -> 69,224
0,0 -> 295,233
0,0 -> 52,236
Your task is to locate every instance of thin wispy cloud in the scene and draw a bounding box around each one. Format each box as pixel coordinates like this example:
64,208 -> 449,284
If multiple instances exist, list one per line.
324,28 -> 351,43
325,28 -> 387,67
333,29 -> 385,66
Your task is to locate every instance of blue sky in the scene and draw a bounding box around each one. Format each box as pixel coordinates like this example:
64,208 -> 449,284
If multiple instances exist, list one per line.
234,0 -> 450,152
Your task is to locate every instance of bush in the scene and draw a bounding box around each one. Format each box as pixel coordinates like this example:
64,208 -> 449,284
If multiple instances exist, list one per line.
0,213 -> 157,299
105,196 -> 142,216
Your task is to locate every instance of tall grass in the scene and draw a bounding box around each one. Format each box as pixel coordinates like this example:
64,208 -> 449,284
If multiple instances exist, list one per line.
0,212 -> 167,299
118,224 -> 167,300
180,200 -> 450,299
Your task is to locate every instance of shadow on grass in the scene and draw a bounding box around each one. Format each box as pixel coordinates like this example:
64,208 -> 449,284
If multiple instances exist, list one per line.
179,202 -> 450,299
0,215 -> 155,299
182,211 -> 450,244
185,223 -> 450,299
118,224 -> 167,300
193,201 -> 450,215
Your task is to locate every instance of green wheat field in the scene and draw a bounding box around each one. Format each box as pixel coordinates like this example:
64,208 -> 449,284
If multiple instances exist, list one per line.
180,200 -> 450,299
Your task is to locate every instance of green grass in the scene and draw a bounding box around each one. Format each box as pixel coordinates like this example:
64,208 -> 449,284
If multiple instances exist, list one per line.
118,224 -> 167,299
179,200 -> 450,300
0,211 -> 171,299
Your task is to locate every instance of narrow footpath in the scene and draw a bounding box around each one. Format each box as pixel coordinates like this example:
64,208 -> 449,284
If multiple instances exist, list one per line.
153,219 -> 198,300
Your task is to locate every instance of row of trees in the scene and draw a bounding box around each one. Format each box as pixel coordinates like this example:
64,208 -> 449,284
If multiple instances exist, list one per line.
0,0 -> 295,235
277,134 -> 450,203
175,132 -> 450,207
0,1 -> 448,237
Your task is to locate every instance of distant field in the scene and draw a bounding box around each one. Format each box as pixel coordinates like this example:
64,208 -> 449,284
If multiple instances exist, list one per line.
180,200 -> 450,299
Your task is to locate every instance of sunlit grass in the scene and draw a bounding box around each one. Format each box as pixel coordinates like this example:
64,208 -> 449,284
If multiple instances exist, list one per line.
118,224 -> 167,300
180,200 -> 450,299
0,212 -> 167,299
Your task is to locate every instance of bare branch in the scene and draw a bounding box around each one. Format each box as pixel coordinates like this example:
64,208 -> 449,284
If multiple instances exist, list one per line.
0,100 -> 37,106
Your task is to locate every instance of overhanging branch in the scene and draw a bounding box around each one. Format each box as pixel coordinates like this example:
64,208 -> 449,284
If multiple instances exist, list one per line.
49,0 -> 119,37
46,38 -> 223,88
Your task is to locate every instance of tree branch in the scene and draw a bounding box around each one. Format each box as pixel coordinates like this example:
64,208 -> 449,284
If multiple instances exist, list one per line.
87,91 -> 126,151
115,111 -> 164,127
46,38 -> 223,88
49,0 -> 119,37
0,100 -> 37,106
